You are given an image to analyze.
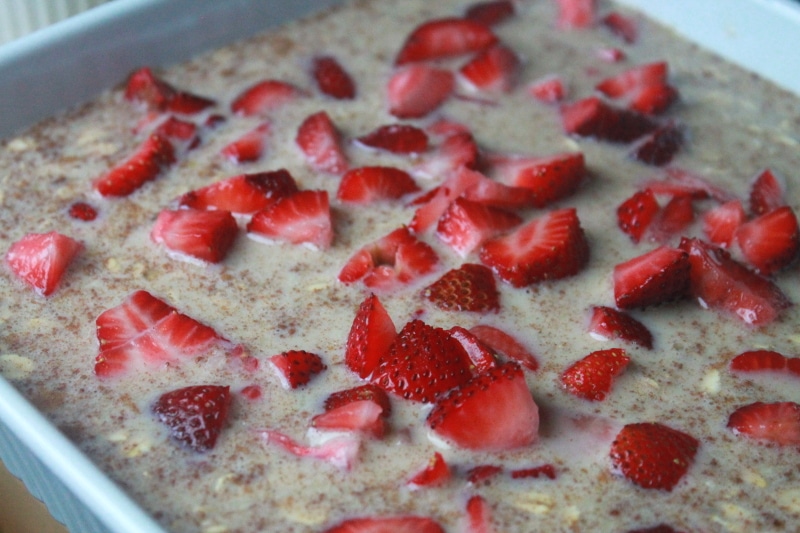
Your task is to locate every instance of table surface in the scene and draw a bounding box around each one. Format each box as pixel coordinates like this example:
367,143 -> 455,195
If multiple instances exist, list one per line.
0,459 -> 69,533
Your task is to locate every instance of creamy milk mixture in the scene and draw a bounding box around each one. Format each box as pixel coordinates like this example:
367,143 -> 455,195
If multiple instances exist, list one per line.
1,0 -> 799,531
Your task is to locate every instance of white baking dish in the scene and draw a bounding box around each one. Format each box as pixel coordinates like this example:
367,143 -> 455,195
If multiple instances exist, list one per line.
0,1 -> 798,532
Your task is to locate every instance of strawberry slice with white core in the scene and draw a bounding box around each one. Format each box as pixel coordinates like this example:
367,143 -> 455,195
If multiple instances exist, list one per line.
412,131 -> 479,180
479,207 -> 590,287
93,133 -> 175,197
702,199 -> 746,247
487,152 -> 586,208
463,495 -> 497,533
296,111 -> 348,174
94,290 -> 226,378
560,96 -> 658,143
151,209 -> 239,264
178,169 -> 299,216
560,348 -> 630,401
461,171 -> 538,211
406,452 -> 451,490
730,350 -> 800,377
448,326 -> 499,372
465,0 -> 516,27
221,121 -> 271,163
640,167 -> 735,202
125,67 -> 215,114
312,55 -> 356,100
727,402 -> 800,446
613,245 -> 690,309
596,62 -> 677,115
345,293 -> 397,379
459,43 -> 521,93
735,205 -> 799,275
409,167 -> 483,233
355,124 -> 429,155
152,385 -> 231,452
322,516 -> 446,533
387,64 -> 455,119
617,188 -> 660,243
6,231 -> 82,297
469,324 -> 539,371
749,168 -> 787,216
555,0 -> 596,29
424,263 -> 500,313
426,361 -> 538,451
436,197 -> 522,257
648,194 -> 695,244
230,79 -> 305,116
268,350 -> 326,389
311,399 -> 387,439
258,429 -> 360,471
528,75 -> 567,103
247,190 -> 333,250
337,166 -> 420,204
588,306 -> 654,349
394,17 -> 498,65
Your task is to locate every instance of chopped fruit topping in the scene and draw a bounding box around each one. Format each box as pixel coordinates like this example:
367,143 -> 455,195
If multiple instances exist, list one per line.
322,516 -> 445,533
640,167 -> 733,202
152,385 -> 231,452
240,384 -> 262,400
125,67 -> 215,114
588,306 -> 654,349
68,202 -> 98,222
5,231 -> 82,296
465,0 -> 515,26
407,452 -> 451,489
371,319 -> 473,403
679,237 -> 791,326
596,62 -> 678,115
560,348 -> 630,401
629,121 -> 684,166
448,326 -> 499,372
617,189 -> 660,243
602,11 -> 639,43
463,495 -> 496,533
394,17 -> 498,65
466,464 -> 504,484
426,362 -> 538,451
424,263 -> 500,313
555,0 -> 596,29
597,46 -> 626,63
730,350 -> 800,377
230,79 -> 305,116
337,166 -> 420,204
613,246 -> 691,309
413,131 -> 479,179
259,430 -> 360,471
609,422 -> 699,491
355,124 -> 429,155
247,190 -> 333,250
324,383 -> 393,417
178,170 -> 299,215
269,350 -> 326,389
702,200 -> 746,247
154,116 -> 199,148
459,43 -> 521,93
460,171 -> 537,211
735,205 -> 799,275
151,209 -> 239,264
479,207 -> 590,287
488,152 -> 586,208
469,324 -> 539,371
312,55 -> 356,99
94,290 -> 225,378
727,402 -> 800,446
221,122 -> 271,163
560,96 -> 658,143
410,168 -> 482,233
311,399 -> 387,439
93,133 -> 175,197
528,75 -> 567,103
510,464 -> 557,479
648,194 -> 694,244
627,525 -> 684,533
345,294 -> 397,379
436,198 -> 522,257
295,111 -> 348,174
748,168 -> 786,216
387,65 -> 455,118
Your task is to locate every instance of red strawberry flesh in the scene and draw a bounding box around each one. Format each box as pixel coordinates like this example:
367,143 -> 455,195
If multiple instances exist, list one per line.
152,385 -> 231,452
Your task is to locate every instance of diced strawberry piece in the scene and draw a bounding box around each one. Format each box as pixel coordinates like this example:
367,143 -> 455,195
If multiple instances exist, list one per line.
345,294 -> 397,379
395,17 -> 498,65
610,422 -> 698,491
355,124 -> 429,155
727,402 -> 800,446
468,324 -> 539,371
152,385 -> 231,452
447,326 -> 499,372
626,83 -> 680,116
151,209 -> 238,264
312,55 -> 356,99
269,349 -> 326,389
425,116 -> 472,139
125,67 -> 215,114
311,399 -> 387,439
154,116 -> 200,150
555,0 -> 596,29
560,348 -> 630,401
729,350 -> 800,375
466,464 -> 504,485
68,202 -> 98,222
461,172 -> 537,211
560,96 -> 658,143
412,132 -> 479,179
465,0 -> 515,26
337,166 -> 420,204
735,205 -> 799,275
406,452 -> 451,490
427,362 -> 538,451
680,237 -> 791,325
296,111 -> 348,174
230,79 -> 305,116
387,65 -> 455,119
648,194 -> 695,244
479,207 -> 590,287
463,495 -> 496,533
221,122 -> 271,163
436,198 -> 522,257
588,306 -> 653,349
617,188 -> 660,243
629,121 -> 684,167
259,430 -> 360,471
627,525 -> 684,533
94,290 -> 225,378
613,246 -> 691,309
640,167 -> 734,203
240,384 -> 263,400
178,170 -> 299,216
94,133 -> 175,197
324,383 -> 393,417
602,11 -> 639,43
5,231 -> 82,296
488,152 -> 586,207
748,168 -> 787,216
528,75 -> 567,103
424,263 -> 500,313
371,319 -> 473,403
459,43 -> 521,93
596,46 -> 627,63
702,199 -> 746,247
596,62 -> 676,114
322,516 -> 445,533
247,190 -> 333,250
510,464 -> 558,479
410,168 -> 483,233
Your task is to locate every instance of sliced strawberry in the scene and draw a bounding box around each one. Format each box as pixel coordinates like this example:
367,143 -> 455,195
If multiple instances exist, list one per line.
247,190 -> 333,250
151,209 -> 238,264
466,464 -> 504,485
617,188 -> 660,243
588,306 -> 653,349
412,131 -> 479,179
355,124 -> 429,155
409,168 -> 483,233
679,237 -> 791,326
154,116 -> 200,150
447,326 -> 499,372
465,0 -> 515,26
528,75 -> 567,103
68,202 -> 98,222
479,207 -> 590,287
727,402 -> 800,446
463,495 -> 496,533
627,525 -> 684,533
459,43 -> 521,93
423,263 -> 500,313
613,246 -> 691,309
337,166 -> 420,204
230,79 -> 305,116
560,348 -> 630,401
371,319 -> 473,403
269,349 -> 326,389
406,452 -> 451,490
152,385 -> 231,452
221,121 -> 271,164
125,67 -> 215,114
311,399 -> 387,439
729,350 -> 800,376
487,152 -> 586,208
296,111 -> 348,174
322,516 -> 445,533
648,194 -> 694,244
461,171 -> 537,211
94,290 -> 225,378
178,170 -> 299,215
609,422 -> 699,491
324,383 -> 393,417
596,46 -> 626,63
468,324 -> 539,371
639,167 -> 732,201
259,429 -> 360,471
436,198 -> 522,257
312,55 -> 356,99
344,294 -> 397,379
555,0 -> 596,29
735,205 -> 799,275
596,62 -> 677,115
601,11 -> 639,43
395,17 -> 498,65
6,231 -> 82,296
510,464 -> 558,479
387,65 -> 455,119
426,362 -> 538,451
629,121 -> 684,167
748,168 -> 787,216
560,96 -> 658,143
702,199 -> 746,247
94,133 -> 175,197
